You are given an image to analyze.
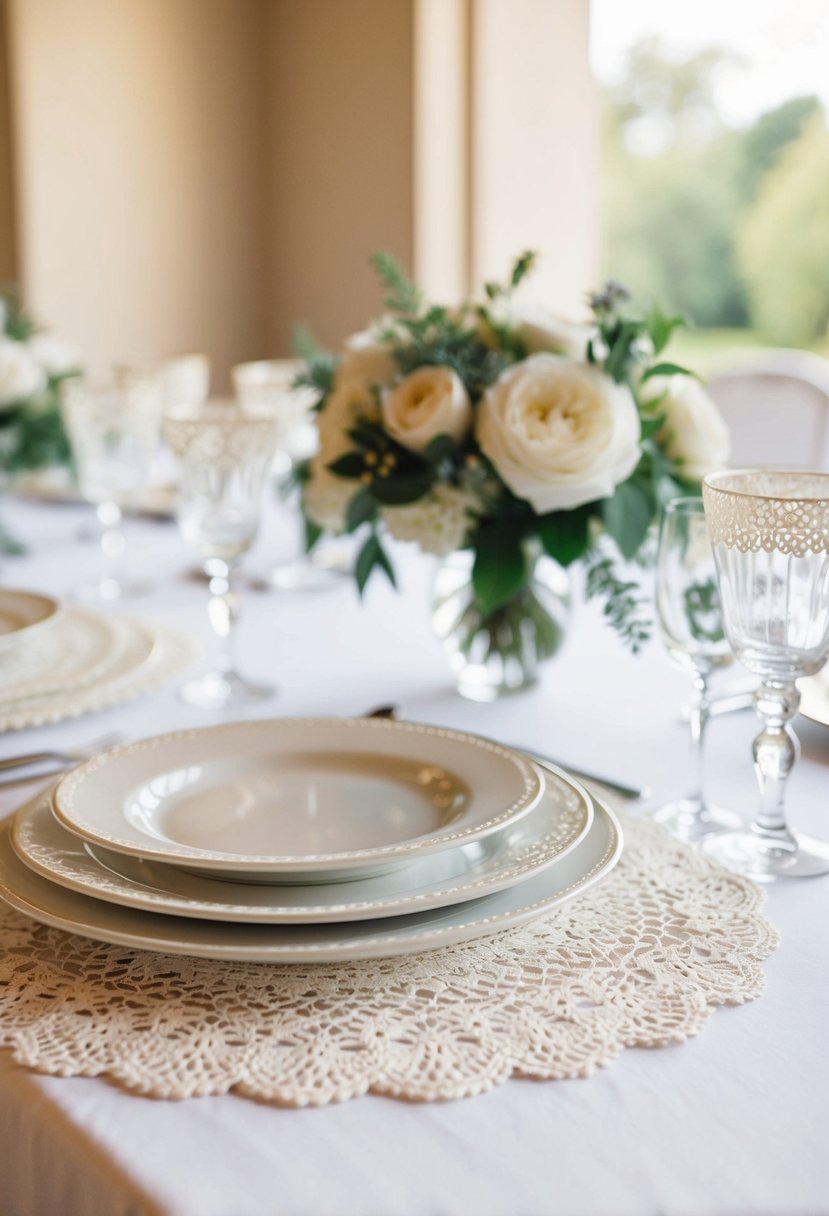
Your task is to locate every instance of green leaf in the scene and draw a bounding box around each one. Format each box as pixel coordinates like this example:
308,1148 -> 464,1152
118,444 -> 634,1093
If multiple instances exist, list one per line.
537,507 -> 592,567
510,250 -> 537,289
355,531 -> 397,595
369,469 -> 434,504
344,485 -> 377,532
602,479 -> 654,560
644,307 -> 685,355
640,361 -> 694,382
328,452 -> 365,479
370,250 -> 422,316
423,433 -> 456,467
639,412 -> 666,439
304,518 -> 322,552
471,529 -> 529,617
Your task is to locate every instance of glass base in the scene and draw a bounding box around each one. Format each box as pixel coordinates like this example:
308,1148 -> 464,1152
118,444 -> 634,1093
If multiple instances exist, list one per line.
179,669 -> 276,711
74,574 -> 153,602
651,801 -> 742,843
702,829 -> 829,881
266,554 -> 349,592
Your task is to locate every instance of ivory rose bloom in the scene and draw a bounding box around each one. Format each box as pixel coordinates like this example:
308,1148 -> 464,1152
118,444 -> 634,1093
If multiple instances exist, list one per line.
0,338 -> 47,409
28,333 -> 83,378
476,353 -> 641,512
509,304 -> 592,360
340,325 -> 398,388
381,366 -> 472,452
646,374 -> 730,480
316,376 -> 378,460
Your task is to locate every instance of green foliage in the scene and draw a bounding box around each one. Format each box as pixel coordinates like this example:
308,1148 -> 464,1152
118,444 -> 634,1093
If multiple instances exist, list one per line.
538,506 -> 592,567
471,526 -> 529,617
370,251 -> 423,316
738,112 -> 829,344
601,36 -> 829,342
355,530 -> 396,595
584,551 -> 652,653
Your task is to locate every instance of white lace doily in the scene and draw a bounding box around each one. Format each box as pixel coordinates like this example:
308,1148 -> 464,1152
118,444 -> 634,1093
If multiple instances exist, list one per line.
0,814 -> 779,1107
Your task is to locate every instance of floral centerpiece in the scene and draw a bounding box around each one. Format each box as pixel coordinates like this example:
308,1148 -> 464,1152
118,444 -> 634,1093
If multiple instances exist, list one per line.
0,285 -> 83,550
299,253 -> 730,698
0,285 -> 82,474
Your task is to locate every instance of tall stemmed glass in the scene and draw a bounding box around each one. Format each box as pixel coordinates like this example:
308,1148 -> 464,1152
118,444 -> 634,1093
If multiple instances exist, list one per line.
60,373 -> 162,600
703,469 -> 829,879
233,359 -> 351,591
164,399 -> 278,711
654,497 -> 742,840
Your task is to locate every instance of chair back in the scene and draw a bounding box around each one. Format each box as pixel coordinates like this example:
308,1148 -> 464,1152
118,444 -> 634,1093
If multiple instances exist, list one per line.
705,348 -> 829,470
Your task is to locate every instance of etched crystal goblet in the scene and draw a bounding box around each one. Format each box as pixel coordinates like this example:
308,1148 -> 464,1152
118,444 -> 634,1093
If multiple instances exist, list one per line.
164,399 -> 278,711
654,497 -> 741,840
60,372 -> 162,600
233,359 -> 352,591
702,469 -> 829,879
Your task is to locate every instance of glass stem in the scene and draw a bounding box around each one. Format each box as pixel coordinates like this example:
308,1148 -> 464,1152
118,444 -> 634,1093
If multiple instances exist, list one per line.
683,670 -> 710,812
205,558 -> 241,679
751,681 -> 800,847
97,499 -> 126,573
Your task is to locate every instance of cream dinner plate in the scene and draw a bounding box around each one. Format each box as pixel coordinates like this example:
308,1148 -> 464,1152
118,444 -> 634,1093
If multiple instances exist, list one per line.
0,798 -> 622,963
13,762 -> 592,923
0,589 -> 60,656
52,718 -> 545,882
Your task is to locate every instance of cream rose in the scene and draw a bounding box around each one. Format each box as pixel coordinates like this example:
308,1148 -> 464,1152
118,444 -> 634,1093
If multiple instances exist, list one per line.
339,324 -> 399,389
509,305 -> 592,360
476,353 -> 641,512
0,338 -> 47,409
28,333 -> 83,378
646,374 -> 730,481
381,366 -> 471,452
316,375 -> 378,460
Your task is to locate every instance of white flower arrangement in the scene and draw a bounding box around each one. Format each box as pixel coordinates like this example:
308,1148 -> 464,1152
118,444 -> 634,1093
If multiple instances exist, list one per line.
0,285 -> 82,473
300,253 -> 730,649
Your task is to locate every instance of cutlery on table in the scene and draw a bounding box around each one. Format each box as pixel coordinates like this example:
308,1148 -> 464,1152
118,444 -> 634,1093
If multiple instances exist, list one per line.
365,706 -> 648,801
0,731 -> 123,777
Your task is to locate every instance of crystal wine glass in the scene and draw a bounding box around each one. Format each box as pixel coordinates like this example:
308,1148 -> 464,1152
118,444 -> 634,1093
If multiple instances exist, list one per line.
164,398 -> 278,710
702,468 -> 829,879
60,372 -> 162,600
654,497 -> 742,840
232,359 -> 351,591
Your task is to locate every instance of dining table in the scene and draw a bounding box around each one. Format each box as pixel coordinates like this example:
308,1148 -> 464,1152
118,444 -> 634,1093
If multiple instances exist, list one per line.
0,486 -> 826,1216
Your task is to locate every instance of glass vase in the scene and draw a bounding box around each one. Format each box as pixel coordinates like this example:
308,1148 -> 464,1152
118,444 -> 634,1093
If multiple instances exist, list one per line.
432,550 -> 571,701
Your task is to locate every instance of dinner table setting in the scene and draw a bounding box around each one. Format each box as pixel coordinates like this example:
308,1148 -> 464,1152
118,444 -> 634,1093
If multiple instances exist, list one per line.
0,263 -> 828,1216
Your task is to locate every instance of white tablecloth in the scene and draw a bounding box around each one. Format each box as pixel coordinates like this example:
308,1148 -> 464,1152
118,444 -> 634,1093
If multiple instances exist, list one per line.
0,493 -> 827,1216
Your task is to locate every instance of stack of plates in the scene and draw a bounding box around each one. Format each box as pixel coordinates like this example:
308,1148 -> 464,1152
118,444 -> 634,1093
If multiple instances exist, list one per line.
0,590 -> 198,730
0,718 -> 623,963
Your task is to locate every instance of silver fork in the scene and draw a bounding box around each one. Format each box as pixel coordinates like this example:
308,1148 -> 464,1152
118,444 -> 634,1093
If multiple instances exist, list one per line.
0,731 -> 124,775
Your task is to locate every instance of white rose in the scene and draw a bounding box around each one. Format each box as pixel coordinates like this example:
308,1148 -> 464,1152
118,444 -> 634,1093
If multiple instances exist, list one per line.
509,304 -> 592,360
476,353 -> 641,512
317,375 -> 378,459
646,375 -> 730,481
381,366 -> 471,453
302,455 -> 357,534
28,332 -> 83,378
0,337 -> 48,409
340,325 -> 399,388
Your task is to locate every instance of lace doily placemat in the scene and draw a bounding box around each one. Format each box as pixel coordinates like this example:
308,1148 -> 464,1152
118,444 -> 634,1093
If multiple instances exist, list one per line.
0,814 -> 779,1107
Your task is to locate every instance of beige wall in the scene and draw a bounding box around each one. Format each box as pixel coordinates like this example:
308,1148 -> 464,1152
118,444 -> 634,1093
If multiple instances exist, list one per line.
470,0 -> 600,316
7,0 -> 270,387
266,0 -> 415,353
0,0 -> 17,282
4,0 -> 598,374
